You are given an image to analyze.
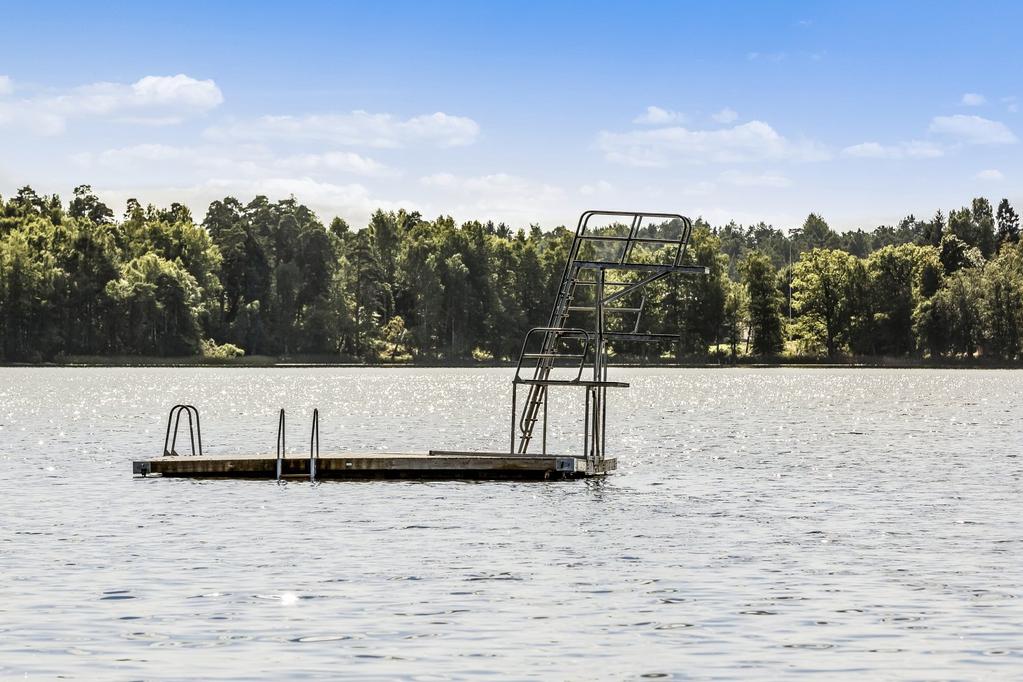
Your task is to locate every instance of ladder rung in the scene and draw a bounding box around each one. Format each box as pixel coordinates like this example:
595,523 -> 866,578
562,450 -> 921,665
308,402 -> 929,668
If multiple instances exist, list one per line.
572,281 -> 633,287
574,261 -> 709,274
579,235 -> 683,244
522,353 -> 585,360
567,306 -> 642,313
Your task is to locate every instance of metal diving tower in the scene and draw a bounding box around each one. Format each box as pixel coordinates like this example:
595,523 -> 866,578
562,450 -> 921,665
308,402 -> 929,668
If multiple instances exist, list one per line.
510,210 -> 707,474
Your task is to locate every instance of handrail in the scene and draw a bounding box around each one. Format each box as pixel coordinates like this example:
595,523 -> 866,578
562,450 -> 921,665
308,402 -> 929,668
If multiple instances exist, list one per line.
573,211 -> 693,270
275,408 -> 285,481
275,408 -> 319,482
514,327 -> 591,438
309,409 -> 319,483
514,327 -> 591,383
163,404 -> 202,457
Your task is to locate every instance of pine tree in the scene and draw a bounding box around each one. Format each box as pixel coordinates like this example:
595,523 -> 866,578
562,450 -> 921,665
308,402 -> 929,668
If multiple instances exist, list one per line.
739,251 -> 784,355
996,199 -> 1020,249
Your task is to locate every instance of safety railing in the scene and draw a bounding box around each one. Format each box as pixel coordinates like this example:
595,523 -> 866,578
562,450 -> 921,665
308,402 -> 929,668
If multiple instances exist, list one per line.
309,408 -> 319,483
163,404 -> 203,457
276,408 -> 319,483
514,327 -> 591,384
276,408 -> 286,481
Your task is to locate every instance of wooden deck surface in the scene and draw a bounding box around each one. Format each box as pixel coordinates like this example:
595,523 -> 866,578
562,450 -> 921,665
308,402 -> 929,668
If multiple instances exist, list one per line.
133,451 -> 616,480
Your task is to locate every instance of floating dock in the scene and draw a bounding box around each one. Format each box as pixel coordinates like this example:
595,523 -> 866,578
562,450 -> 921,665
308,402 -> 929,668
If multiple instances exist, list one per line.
134,210 -> 704,482
133,451 -> 616,480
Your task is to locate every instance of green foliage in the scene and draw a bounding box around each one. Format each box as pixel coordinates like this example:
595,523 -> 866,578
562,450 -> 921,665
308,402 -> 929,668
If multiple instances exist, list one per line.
791,248 -> 861,356
1,186 -> 1022,363
980,242 -> 1023,359
800,213 -> 839,251
105,253 -> 202,356
996,199 -> 1020,249
652,225 -> 730,357
947,203 -> 996,259
69,185 -> 114,225
377,315 -> 412,361
201,338 -> 245,359
939,232 -> 981,274
859,244 -> 934,356
739,251 -> 783,355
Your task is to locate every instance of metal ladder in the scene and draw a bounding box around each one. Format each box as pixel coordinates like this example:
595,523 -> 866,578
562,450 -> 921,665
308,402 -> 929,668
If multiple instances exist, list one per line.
514,210 -> 703,456
163,404 -> 203,457
275,408 -> 320,482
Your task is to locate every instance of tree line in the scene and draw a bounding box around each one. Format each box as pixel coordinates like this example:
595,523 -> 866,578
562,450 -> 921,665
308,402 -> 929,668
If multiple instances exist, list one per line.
0,184 -> 1021,363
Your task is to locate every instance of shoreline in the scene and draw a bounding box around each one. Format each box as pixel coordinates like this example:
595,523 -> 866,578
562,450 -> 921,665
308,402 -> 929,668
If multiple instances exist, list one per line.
2,355 -> 1021,370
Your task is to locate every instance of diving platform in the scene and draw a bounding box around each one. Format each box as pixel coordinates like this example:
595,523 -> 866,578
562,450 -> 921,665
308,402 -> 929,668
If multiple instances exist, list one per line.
134,210 -> 704,482
133,451 -> 616,480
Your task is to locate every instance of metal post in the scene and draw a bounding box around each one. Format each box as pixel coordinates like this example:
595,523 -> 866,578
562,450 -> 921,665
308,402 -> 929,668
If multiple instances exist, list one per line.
192,406 -> 203,457
276,408 -> 285,482
583,386 -> 590,460
593,268 -> 606,469
309,408 -> 319,483
542,391 -> 548,455
510,382 -> 517,454
186,409 -> 196,458
601,384 -> 607,464
595,268 -> 605,384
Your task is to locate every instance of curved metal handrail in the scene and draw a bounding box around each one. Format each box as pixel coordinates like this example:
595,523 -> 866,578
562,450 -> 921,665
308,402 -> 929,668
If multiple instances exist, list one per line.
575,211 -> 693,268
275,408 -> 286,481
163,404 -> 202,457
309,409 -> 319,483
514,327 -> 591,437
514,327 -> 591,383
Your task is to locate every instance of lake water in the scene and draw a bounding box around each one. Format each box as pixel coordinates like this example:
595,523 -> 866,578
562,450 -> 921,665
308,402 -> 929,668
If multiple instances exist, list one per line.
1,367 -> 1021,679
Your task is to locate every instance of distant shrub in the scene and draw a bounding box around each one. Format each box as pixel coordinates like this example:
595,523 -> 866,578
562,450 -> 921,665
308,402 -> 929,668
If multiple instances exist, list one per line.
200,339 -> 245,359
472,347 -> 494,362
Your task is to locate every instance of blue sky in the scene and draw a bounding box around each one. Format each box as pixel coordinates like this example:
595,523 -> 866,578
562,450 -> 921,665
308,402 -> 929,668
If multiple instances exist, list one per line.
1,1 -> 1020,230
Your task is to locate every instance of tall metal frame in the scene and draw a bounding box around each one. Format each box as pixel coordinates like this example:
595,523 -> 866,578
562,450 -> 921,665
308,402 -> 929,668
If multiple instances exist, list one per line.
510,210 -> 706,472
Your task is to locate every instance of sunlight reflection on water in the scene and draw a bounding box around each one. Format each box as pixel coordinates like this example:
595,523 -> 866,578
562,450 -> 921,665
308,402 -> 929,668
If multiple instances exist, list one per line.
0,367 -> 1021,678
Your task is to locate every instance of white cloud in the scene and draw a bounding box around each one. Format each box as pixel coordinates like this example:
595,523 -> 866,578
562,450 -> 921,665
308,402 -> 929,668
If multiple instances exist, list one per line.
579,180 -> 613,196
711,107 -> 738,124
597,120 -> 829,166
238,177 -> 385,217
420,172 -> 561,199
841,140 -> 944,159
682,181 -> 716,197
75,143 -> 392,179
131,75 -> 223,109
274,151 -> 391,176
0,74 -> 222,135
929,115 -> 1017,144
976,169 -> 1004,181
961,93 -> 986,106
208,110 -> 480,148
0,75 -> 11,96
87,143 -> 191,163
417,172 -> 565,224
633,106 -> 683,125
718,169 -> 791,187
58,76 -> 222,116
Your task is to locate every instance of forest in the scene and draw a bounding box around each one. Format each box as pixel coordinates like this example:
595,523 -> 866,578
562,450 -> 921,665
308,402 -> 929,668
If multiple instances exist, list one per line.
0,184 -> 1021,364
